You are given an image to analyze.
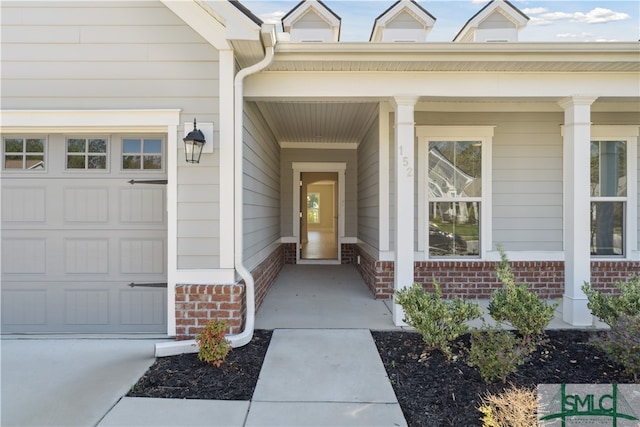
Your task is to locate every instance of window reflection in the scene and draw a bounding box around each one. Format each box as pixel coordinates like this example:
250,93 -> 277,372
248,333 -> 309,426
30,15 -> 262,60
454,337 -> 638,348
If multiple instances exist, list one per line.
429,202 -> 479,256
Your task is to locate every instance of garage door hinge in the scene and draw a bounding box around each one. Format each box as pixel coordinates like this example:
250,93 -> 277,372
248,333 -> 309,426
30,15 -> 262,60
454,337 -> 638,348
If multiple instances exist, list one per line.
127,179 -> 168,185
128,282 -> 168,288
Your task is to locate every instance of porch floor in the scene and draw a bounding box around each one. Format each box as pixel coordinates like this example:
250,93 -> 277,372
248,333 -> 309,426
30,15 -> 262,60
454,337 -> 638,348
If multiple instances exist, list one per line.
254,264 -> 606,331
255,264 -> 399,330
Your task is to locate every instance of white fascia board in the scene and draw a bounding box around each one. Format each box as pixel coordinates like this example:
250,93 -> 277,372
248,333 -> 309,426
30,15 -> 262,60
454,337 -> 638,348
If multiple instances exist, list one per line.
0,109 -> 181,131
161,0 -> 231,49
203,0 -> 262,41
246,72 -> 638,99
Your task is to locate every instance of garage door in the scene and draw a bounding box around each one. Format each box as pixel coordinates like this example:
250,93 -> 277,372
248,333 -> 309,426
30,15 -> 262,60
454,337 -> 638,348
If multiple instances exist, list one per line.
1,134 -> 167,333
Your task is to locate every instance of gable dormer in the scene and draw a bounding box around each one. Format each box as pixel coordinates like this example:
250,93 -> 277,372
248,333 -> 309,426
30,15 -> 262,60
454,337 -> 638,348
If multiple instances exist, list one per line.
370,0 -> 436,42
282,0 -> 341,42
453,0 -> 529,42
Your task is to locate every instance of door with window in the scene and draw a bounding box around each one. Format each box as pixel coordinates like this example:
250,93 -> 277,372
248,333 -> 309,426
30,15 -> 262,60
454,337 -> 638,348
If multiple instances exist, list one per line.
1,134 -> 167,333
300,172 -> 339,260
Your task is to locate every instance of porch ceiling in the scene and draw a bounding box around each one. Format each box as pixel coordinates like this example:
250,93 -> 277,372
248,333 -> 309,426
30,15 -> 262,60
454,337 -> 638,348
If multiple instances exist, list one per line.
255,101 -> 379,147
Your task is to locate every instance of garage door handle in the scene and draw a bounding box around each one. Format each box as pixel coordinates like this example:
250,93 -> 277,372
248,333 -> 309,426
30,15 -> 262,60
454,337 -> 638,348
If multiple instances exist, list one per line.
128,282 -> 168,288
127,179 -> 168,185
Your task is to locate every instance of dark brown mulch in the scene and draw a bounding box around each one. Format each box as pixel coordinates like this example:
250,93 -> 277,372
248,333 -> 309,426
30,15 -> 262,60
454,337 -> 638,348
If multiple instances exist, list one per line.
371,329 -> 636,427
128,328 -> 636,426
128,329 -> 272,400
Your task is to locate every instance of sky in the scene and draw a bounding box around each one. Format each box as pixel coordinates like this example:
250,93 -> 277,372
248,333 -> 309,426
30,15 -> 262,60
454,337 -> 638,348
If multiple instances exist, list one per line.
240,0 -> 639,42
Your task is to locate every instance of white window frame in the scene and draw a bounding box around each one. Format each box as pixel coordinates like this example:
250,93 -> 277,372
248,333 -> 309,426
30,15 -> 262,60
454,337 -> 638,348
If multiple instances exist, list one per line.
590,126 -> 639,260
417,126 -> 494,260
64,135 -> 110,172
2,135 -> 47,172
120,136 -> 166,172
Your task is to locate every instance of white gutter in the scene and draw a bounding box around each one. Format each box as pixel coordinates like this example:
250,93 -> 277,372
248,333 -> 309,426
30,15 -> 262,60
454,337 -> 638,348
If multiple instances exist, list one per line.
155,25 -> 276,357
226,25 -> 276,347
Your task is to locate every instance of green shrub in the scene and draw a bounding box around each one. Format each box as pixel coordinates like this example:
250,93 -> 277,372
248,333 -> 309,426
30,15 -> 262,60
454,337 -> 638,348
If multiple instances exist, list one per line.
395,282 -> 482,359
468,326 -> 529,383
195,319 -> 232,367
598,314 -> 640,381
581,275 -> 640,326
488,247 -> 558,345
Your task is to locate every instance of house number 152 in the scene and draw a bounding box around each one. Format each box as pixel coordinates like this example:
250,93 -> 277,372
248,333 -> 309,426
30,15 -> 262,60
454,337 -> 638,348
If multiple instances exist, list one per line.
399,146 -> 413,177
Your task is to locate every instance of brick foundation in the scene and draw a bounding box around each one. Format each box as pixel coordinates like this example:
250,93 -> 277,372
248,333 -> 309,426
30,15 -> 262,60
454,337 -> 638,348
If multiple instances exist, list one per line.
341,243 -> 355,264
175,284 -> 245,340
415,261 -> 564,299
283,243 -> 297,264
174,244 -> 286,339
352,244 -> 640,300
590,261 -> 640,293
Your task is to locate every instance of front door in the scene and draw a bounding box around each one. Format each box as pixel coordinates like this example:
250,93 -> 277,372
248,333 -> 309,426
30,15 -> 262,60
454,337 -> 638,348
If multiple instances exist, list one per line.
300,172 -> 338,260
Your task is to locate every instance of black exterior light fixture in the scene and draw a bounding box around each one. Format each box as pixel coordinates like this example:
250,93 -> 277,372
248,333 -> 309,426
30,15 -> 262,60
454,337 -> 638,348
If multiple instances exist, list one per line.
183,118 -> 206,164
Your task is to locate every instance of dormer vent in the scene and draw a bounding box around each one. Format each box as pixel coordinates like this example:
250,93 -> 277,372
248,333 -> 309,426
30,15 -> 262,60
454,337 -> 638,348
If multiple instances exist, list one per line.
371,0 -> 436,42
282,0 -> 341,42
453,0 -> 529,43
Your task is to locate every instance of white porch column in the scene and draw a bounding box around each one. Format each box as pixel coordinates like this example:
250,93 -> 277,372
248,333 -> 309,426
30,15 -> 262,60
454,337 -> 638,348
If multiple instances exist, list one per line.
219,49 -> 235,269
392,96 -> 419,325
559,96 -> 598,326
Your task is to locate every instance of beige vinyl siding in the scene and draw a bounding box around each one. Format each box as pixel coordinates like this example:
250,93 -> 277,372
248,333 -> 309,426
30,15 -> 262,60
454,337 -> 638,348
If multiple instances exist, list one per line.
243,102 -> 281,268
1,1 -> 223,269
357,114 -> 380,249
281,149 -> 358,238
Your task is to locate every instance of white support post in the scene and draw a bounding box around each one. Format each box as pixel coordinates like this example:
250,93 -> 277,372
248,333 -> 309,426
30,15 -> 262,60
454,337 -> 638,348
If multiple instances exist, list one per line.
392,96 -> 419,326
219,50 -> 235,269
559,96 -> 598,326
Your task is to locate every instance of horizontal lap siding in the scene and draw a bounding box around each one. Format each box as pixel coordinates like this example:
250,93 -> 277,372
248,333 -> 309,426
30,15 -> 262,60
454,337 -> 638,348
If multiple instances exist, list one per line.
1,1 -> 223,269
357,113 -> 380,249
415,112 -> 564,252
1,2 -> 219,111
243,102 -> 281,269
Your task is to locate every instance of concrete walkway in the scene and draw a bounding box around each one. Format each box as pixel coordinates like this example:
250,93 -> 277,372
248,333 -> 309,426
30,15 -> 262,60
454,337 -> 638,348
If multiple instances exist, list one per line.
2,264 -> 603,426
99,329 -> 407,426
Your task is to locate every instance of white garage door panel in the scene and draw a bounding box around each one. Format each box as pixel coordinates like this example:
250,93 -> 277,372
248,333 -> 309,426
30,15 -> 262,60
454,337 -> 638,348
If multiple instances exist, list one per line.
1,135 -> 168,333
2,283 -> 166,333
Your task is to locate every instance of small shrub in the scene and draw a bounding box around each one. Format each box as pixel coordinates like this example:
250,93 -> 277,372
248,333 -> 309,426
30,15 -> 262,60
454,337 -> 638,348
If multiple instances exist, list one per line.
478,385 -> 538,427
195,319 -> 232,367
598,313 -> 640,381
488,247 -> 558,345
468,326 -> 529,383
581,275 -> 640,326
395,282 -> 482,359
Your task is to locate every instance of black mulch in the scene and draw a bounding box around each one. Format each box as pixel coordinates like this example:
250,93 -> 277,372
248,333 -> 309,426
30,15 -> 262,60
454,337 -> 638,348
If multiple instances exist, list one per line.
128,329 -> 272,400
371,329 -> 637,427
128,328 -> 636,427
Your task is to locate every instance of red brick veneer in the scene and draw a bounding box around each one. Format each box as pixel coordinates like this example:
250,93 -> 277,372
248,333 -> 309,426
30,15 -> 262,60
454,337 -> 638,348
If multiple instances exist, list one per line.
174,245 -> 285,339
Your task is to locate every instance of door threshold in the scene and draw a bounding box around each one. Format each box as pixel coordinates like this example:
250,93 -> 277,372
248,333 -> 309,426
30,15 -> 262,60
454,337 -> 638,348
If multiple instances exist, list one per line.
298,259 -> 341,265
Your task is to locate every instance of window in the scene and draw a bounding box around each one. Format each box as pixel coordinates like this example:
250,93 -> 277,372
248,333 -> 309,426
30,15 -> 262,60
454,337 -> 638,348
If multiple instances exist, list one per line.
427,141 -> 481,256
307,192 -> 320,224
418,126 -> 493,258
66,137 -> 107,170
122,138 -> 163,170
590,140 -> 626,256
3,137 -> 45,170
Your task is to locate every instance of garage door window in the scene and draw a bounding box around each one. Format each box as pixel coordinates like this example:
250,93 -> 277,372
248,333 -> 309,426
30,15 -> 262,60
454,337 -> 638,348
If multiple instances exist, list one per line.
66,137 -> 108,170
122,138 -> 162,170
3,137 -> 45,170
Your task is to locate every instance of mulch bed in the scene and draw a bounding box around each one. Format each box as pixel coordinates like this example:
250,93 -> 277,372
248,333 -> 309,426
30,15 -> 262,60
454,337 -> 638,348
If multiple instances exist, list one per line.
372,329 -> 636,427
128,328 -> 636,426
128,329 -> 272,400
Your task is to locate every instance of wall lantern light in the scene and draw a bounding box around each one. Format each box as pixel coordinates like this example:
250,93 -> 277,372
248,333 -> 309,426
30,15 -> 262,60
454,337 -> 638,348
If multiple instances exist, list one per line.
183,118 -> 206,164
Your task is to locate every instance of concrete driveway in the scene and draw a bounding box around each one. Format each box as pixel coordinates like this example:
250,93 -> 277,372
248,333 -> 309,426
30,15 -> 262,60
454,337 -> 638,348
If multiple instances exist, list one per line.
1,338 -> 161,427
